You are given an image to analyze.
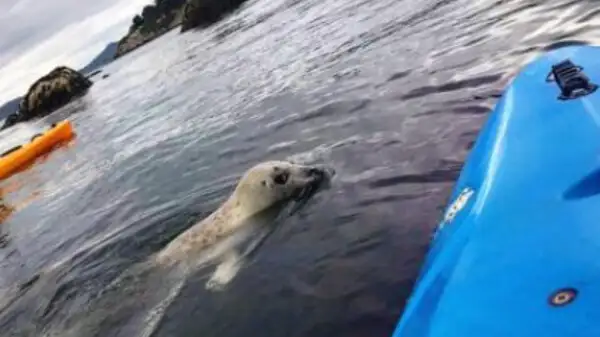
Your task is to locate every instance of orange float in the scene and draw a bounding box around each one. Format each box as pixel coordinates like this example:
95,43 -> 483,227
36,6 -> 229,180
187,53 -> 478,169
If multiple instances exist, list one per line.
0,120 -> 75,180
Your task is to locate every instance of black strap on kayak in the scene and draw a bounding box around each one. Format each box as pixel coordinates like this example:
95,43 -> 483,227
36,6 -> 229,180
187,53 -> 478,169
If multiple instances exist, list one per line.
0,145 -> 22,158
548,60 -> 598,100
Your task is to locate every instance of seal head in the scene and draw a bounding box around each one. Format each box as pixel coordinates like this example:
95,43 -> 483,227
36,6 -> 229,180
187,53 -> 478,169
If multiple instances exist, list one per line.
232,160 -> 332,215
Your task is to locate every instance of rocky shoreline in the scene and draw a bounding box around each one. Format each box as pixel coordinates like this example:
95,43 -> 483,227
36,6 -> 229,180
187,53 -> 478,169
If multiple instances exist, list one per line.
115,0 -> 186,58
116,0 -> 248,57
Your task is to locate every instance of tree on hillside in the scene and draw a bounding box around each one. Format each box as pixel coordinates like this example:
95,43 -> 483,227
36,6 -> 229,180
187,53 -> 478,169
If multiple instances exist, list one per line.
129,14 -> 144,32
141,5 -> 159,22
133,15 -> 144,27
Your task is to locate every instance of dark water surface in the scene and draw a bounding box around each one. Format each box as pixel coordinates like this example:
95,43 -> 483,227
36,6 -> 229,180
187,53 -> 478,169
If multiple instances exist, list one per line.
1,0 -> 600,336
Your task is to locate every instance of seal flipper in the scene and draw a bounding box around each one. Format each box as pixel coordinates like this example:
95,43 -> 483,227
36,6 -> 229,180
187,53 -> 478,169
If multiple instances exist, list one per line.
205,250 -> 244,291
203,222 -> 279,291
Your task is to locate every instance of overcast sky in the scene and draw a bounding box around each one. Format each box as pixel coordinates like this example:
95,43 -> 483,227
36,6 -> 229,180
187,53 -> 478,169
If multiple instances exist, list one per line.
0,0 -> 152,103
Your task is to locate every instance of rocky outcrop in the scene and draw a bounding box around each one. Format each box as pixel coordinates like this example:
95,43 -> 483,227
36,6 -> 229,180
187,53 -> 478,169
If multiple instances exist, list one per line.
1,67 -> 92,130
115,30 -> 153,58
19,67 -> 92,117
114,18 -> 181,58
115,0 -> 249,57
115,0 -> 186,58
180,0 -> 247,32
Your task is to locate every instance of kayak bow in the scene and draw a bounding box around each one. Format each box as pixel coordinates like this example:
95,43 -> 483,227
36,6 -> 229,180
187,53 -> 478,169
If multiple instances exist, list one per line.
392,45 -> 600,337
0,120 -> 74,180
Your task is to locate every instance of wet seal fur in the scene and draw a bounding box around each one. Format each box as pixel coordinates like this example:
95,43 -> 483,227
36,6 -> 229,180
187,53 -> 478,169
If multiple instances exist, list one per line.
154,160 -> 333,289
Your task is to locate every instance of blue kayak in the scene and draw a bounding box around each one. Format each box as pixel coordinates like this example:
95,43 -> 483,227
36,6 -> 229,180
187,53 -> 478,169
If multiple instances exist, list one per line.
391,44 -> 600,337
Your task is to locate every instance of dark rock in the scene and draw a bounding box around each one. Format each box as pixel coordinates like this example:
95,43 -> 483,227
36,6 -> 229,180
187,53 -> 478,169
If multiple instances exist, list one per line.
0,66 -> 92,130
87,70 -> 103,78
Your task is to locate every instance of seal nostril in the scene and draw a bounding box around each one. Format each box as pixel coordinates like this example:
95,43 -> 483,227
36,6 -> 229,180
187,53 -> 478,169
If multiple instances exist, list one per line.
308,168 -> 323,177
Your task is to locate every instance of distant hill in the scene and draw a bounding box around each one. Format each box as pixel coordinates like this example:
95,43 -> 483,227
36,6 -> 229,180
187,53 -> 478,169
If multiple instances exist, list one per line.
79,41 -> 119,75
0,97 -> 20,120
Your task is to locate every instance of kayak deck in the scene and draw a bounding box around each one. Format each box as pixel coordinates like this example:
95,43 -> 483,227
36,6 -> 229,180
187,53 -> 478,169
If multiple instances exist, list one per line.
392,45 -> 600,337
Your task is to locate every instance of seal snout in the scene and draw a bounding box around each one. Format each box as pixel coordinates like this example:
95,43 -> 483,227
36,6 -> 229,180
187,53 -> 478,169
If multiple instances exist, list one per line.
291,164 -> 334,202
308,167 -> 325,179
305,165 -> 335,182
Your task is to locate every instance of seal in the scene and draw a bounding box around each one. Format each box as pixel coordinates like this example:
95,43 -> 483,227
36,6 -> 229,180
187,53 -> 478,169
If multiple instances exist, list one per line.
0,160 -> 334,337
154,159 -> 332,290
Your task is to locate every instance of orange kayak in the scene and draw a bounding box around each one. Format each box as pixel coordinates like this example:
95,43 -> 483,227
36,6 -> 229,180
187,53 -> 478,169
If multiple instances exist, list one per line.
0,120 -> 75,180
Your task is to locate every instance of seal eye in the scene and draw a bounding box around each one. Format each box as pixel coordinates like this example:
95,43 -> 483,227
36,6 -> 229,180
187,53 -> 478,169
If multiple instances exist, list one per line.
273,171 -> 289,185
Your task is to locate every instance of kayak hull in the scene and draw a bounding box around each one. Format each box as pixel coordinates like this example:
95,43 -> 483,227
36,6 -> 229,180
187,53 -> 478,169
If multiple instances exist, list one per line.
392,45 -> 600,337
0,120 -> 74,180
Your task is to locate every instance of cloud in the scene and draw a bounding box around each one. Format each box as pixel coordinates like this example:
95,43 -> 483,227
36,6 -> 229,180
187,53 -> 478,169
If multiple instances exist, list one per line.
0,0 -> 152,103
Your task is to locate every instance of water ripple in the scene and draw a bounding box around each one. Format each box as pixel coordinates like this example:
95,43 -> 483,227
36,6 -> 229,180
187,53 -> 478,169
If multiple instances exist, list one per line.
0,0 -> 598,336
